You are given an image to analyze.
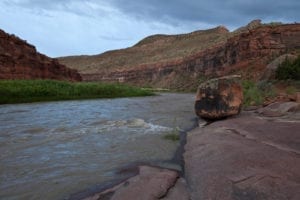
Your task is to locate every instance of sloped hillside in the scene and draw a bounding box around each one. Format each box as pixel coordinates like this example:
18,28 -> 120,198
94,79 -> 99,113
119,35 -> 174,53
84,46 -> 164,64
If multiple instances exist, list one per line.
0,29 -> 81,81
58,26 -> 230,74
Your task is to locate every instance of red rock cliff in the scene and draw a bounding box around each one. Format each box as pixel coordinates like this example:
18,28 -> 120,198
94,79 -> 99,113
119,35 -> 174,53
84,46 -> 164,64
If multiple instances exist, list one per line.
81,24 -> 300,89
0,29 -> 81,81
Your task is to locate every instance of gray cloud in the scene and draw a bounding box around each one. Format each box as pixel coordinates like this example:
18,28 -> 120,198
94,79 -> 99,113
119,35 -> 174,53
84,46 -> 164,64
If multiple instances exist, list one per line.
4,0 -> 106,18
4,0 -> 300,27
4,0 -> 73,9
110,0 -> 300,27
0,0 -> 299,57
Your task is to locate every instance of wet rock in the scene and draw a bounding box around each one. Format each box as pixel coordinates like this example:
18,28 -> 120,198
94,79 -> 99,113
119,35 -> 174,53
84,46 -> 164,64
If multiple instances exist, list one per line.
195,75 -> 243,120
83,166 -> 190,200
184,113 -> 300,200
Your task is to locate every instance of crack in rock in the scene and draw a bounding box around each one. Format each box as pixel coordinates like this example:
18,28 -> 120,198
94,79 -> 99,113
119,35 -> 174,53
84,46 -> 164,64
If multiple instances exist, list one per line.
226,128 -> 300,156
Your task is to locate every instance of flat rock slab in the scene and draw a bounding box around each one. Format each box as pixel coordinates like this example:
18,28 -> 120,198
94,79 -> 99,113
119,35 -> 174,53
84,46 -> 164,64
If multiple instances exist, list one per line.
83,166 -> 189,200
184,112 -> 300,200
257,102 -> 300,117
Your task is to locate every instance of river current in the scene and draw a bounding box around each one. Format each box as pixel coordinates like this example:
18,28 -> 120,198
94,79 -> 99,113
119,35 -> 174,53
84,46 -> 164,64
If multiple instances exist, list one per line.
0,93 -> 196,200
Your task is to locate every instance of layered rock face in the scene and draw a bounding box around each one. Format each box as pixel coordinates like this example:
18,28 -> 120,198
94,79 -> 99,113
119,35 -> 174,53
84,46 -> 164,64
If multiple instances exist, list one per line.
195,75 -> 243,119
127,24 -> 300,85
59,22 -> 300,89
0,29 -> 81,81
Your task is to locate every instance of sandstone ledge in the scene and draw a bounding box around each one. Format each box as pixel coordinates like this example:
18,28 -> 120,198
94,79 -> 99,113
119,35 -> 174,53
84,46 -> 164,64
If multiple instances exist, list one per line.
184,110 -> 300,200
83,166 -> 189,200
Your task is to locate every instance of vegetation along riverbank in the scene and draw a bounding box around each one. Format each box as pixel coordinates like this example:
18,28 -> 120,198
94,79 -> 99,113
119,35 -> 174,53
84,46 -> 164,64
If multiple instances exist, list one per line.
0,80 -> 154,104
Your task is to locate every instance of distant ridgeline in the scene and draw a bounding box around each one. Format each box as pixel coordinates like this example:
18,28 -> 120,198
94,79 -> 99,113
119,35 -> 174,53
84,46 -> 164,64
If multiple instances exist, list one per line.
58,20 -> 300,90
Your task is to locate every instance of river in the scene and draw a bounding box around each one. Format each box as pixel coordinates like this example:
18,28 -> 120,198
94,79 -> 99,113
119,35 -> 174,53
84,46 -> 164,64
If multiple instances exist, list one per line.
0,93 -> 196,200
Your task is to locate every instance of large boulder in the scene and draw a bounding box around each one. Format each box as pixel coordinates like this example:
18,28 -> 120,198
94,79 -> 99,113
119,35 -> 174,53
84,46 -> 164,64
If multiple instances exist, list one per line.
195,75 -> 243,119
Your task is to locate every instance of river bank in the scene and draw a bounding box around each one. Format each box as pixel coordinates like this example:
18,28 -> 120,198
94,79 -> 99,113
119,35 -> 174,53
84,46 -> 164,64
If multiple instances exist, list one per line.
84,101 -> 300,200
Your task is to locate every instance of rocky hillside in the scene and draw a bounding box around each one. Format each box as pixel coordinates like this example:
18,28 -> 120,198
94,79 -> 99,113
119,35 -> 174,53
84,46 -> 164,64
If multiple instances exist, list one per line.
58,26 -> 230,83
0,29 -> 81,81
58,26 -> 229,75
58,20 -> 300,90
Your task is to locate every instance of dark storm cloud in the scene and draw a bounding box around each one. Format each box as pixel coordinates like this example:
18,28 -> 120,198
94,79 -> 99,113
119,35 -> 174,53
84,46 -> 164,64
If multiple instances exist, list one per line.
110,0 -> 300,27
5,0 -> 300,28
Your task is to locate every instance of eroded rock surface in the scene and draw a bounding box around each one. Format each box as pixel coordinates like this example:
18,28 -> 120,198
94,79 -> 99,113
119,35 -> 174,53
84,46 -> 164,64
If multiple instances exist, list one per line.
83,166 -> 189,200
257,102 -> 300,117
0,29 -> 81,81
195,75 -> 243,119
184,110 -> 300,200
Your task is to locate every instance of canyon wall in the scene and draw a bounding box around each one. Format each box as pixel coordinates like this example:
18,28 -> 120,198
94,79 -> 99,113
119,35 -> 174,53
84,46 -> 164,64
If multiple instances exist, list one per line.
0,29 -> 81,81
81,24 -> 300,89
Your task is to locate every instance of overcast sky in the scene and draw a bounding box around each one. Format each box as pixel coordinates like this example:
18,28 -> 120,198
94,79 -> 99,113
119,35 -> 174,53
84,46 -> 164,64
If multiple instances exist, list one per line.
0,0 -> 299,57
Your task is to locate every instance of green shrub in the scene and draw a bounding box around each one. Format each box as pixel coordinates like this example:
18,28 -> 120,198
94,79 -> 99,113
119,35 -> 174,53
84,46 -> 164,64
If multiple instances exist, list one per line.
275,56 -> 300,80
163,133 -> 180,141
242,81 -> 263,106
286,86 -> 297,95
257,80 -> 276,97
242,80 -> 275,106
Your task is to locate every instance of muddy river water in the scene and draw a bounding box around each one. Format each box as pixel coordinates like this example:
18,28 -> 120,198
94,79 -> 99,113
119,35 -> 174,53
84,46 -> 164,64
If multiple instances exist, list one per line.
0,93 -> 196,200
